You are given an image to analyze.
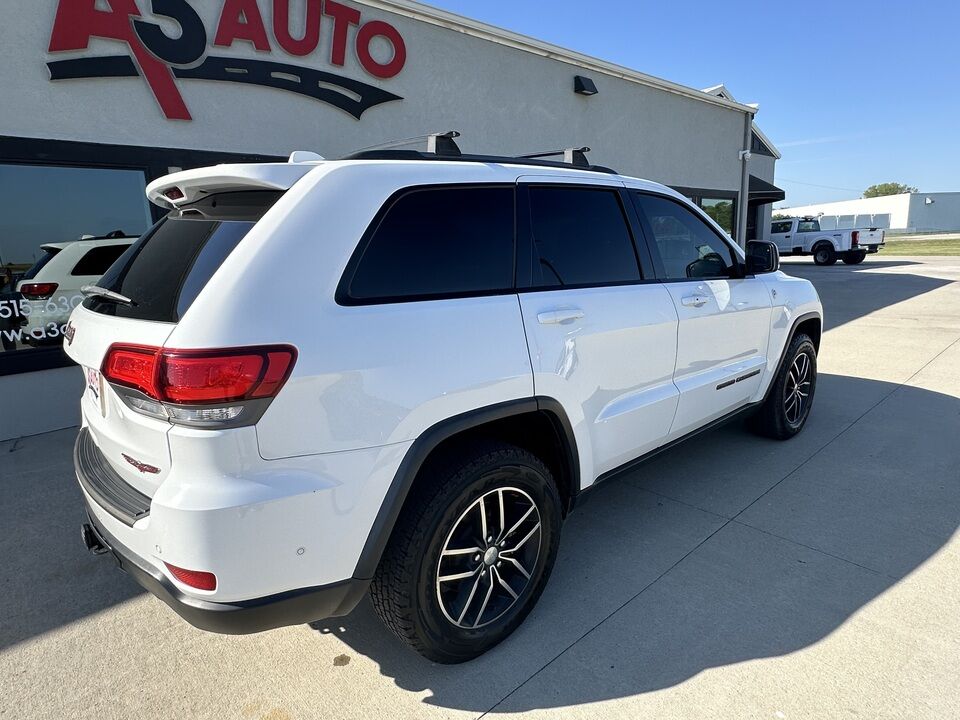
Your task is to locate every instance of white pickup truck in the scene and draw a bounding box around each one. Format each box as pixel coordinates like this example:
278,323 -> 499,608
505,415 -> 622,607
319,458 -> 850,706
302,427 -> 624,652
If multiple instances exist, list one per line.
770,217 -> 885,266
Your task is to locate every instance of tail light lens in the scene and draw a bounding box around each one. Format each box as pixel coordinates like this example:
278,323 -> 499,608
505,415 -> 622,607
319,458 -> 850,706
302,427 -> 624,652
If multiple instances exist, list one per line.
164,562 -> 217,591
20,282 -> 59,299
851,230 -> 860,247
101,344 -> 297,427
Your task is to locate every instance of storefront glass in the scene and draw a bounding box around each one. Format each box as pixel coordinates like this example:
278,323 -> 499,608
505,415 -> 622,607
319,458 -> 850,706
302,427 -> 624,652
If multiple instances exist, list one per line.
0,164 -> 152,355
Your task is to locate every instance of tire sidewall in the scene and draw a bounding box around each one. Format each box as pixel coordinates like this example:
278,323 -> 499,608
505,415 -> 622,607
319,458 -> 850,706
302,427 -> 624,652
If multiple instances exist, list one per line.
411,457 -> 561,661
813,244 -> 835,265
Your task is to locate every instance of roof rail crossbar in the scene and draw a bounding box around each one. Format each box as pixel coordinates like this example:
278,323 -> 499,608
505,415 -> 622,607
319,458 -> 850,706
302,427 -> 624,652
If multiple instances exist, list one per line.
519,147 -> 592,168
349,131 -> 462,158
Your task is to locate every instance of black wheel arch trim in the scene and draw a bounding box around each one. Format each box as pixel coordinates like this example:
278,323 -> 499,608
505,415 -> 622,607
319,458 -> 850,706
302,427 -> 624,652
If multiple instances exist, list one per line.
351,396 -> 580,580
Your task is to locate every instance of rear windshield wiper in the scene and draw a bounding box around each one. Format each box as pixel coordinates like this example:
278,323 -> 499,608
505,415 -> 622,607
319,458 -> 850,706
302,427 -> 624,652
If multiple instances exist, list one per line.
81,285 -> 136,306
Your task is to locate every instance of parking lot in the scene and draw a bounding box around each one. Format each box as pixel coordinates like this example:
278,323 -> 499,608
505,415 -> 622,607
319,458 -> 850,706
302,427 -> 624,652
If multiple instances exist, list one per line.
3,254 -> 959,720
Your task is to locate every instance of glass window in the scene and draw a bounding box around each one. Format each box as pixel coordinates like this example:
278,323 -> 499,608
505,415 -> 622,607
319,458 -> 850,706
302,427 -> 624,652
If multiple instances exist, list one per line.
771,220 -> 793,234
634,193 -> 736,280
85,191 -> 282,322
700,198 -> 736,236
346,186 -> 514,302
0,164 -> 152,355
528,187 -> 640,287
797,219 -> 821,232
70,244 -> 132,276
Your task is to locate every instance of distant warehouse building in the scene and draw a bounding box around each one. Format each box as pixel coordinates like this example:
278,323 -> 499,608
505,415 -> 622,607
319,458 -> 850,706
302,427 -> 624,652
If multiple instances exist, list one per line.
777,192 -> 960,233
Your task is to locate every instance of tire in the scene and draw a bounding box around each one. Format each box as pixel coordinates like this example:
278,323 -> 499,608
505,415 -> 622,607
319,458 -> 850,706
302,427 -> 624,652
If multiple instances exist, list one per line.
812,244 -> 837,266
751,333 -> 817,440
842,250 -> 867,265
370,441 -> 562,663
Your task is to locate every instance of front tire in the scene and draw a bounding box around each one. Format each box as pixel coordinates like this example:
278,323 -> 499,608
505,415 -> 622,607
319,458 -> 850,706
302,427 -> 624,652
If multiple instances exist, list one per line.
751,333 -> 817,440
813,244 -> 837,266
843,250 -> 867,265
370,442 -> 562,663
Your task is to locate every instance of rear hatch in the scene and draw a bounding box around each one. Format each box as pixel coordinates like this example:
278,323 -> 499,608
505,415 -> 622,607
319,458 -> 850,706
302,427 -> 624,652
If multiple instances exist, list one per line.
64,182 -> 297,498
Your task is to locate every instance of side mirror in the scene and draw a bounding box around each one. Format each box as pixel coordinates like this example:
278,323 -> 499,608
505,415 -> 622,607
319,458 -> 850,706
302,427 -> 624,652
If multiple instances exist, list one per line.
746,240 -> 780,274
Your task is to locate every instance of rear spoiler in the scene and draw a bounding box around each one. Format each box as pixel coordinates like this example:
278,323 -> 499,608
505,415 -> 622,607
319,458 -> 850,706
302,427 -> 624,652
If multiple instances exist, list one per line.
146,163 -> 318,209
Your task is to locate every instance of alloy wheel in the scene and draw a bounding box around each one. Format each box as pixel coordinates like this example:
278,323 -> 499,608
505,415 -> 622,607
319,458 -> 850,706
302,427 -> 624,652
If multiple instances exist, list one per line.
784,351 -> 813,425
436,486 -> 542,629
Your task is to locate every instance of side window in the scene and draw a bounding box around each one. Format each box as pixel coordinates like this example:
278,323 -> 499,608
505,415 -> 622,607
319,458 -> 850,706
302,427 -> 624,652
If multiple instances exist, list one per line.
797,219 -> 820,232
633,193 -> 736,280
70,244 -> 130,276
528,187 -> 640,287
771,220 -> 793,234
345,186 -> 514,302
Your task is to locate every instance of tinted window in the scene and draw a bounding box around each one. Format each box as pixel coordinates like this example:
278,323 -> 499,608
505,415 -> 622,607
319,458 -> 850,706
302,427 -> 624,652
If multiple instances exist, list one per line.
528,187 -> 640,287
19,248 -> 62,282
634,193 -> 736,280
797,219 -> 820,232
84,191 -> 281,322
71,244 -> 131,276
699,198 -> 735,236
346,186 -> 514,302
771,220 -> 793,234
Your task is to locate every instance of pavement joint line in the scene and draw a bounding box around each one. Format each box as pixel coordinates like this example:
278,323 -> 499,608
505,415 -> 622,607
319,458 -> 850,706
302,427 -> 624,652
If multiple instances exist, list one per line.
480,332 -> 960,718
2,423 -> 80,451
623,484 -> 732,521
728,519 -> 896,580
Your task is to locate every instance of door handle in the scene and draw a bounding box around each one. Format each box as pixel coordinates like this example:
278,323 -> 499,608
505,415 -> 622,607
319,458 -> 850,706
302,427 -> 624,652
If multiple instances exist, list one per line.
537,309 -> 585,325
681,294 -> 709,308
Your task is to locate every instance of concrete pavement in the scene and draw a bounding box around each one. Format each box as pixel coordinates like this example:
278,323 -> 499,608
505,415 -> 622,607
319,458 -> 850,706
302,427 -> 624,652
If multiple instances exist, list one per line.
2,255 -> 959,719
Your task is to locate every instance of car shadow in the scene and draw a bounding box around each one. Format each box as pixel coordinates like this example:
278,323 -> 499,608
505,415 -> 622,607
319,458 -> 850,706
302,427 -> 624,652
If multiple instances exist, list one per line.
307,374 -> 960,713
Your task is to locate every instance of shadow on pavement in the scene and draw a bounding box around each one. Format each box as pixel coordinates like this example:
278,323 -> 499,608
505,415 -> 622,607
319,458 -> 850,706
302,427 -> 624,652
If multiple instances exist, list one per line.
308,373 -> 960,713
780,258 -> 951,331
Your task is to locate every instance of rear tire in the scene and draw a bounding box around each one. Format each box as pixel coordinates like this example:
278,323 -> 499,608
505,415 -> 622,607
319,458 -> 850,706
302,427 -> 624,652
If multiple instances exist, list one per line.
370,442 -> 562,663
842,250 -> 867,265
813,244 -> 837,266
751,333 -> 817,440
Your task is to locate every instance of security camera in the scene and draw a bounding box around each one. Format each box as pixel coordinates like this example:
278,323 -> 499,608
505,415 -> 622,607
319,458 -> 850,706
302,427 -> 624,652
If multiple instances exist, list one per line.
739,150 -> 752,161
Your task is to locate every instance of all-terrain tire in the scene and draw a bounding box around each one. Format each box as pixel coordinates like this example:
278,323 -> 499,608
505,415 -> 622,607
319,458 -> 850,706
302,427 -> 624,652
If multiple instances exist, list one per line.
369,441 -> 562,663
751,333 -> 817,440
813,243 -> 837,266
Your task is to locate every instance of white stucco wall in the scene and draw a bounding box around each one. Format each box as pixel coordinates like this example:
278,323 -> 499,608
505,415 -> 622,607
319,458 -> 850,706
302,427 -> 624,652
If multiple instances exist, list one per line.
0,0 -> 749,191
776,194 -> 913,231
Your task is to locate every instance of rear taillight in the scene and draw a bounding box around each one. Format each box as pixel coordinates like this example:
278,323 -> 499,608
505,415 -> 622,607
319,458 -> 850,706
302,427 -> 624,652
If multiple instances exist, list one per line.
164,562 -> 217,591
101,344 -> 297,427
20,282 -> 59,299
851,230 -> 860,247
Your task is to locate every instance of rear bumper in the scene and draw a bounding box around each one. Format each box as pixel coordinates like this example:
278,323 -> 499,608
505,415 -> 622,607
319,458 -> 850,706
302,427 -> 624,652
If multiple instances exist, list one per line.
81,508 -> 369,634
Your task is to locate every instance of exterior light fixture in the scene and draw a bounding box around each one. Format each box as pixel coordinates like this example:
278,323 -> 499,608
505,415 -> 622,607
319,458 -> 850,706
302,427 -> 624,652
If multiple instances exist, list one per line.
574,75 -> 598,96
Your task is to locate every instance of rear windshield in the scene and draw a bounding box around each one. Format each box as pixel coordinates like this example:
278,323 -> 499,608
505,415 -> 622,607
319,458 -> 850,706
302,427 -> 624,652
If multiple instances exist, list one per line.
83,191 -> 282,322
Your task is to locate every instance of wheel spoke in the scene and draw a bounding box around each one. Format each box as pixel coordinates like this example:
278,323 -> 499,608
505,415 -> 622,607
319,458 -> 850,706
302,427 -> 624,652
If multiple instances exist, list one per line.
442,546 -> 482,558
497,488 -> 506,541
503,504 -> 535,541
501,555 -> 531,580
473,568 -> 496,628
501,521 -> 541,556
456,571 -> 485,625
478,496 -> 488,542
492,566 -> 518,600
439,566 -> 481,583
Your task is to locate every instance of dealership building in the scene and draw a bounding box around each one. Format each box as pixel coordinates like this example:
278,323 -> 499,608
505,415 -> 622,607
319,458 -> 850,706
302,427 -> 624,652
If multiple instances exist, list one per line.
0,0 -> 783,441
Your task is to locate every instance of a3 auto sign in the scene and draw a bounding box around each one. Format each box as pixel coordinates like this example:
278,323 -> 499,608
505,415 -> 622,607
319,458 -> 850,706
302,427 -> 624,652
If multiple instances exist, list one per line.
47,0 -> 408,120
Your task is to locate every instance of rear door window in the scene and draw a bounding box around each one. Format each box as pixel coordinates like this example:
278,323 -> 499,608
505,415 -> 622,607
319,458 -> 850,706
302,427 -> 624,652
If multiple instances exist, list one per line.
528,186 -> 641,288
342,185 -> 515,303
83,191 -> 282,322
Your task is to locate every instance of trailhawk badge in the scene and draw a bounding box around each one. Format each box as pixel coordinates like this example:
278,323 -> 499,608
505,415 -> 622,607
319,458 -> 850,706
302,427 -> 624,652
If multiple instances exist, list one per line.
47,0 -> 407,120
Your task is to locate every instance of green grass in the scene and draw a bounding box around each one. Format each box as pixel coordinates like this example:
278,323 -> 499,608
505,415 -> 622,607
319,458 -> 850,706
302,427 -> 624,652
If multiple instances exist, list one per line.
881,238 -> 960,256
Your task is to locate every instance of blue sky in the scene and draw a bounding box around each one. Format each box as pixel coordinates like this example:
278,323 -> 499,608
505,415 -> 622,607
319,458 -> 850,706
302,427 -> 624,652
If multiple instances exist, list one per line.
423,0 -> 959,207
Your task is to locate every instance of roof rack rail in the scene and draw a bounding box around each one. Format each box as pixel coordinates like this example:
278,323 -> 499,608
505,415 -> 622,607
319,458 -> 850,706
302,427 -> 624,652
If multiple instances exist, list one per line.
340,132 -> 617,174
519,147 -> 592,168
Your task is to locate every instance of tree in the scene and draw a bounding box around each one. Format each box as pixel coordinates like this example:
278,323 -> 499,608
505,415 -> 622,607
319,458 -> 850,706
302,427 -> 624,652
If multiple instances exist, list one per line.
863,182 -> 917,198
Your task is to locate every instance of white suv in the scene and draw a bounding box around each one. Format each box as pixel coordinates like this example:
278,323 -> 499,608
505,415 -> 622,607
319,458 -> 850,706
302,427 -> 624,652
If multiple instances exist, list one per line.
67,144 -> 822,663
